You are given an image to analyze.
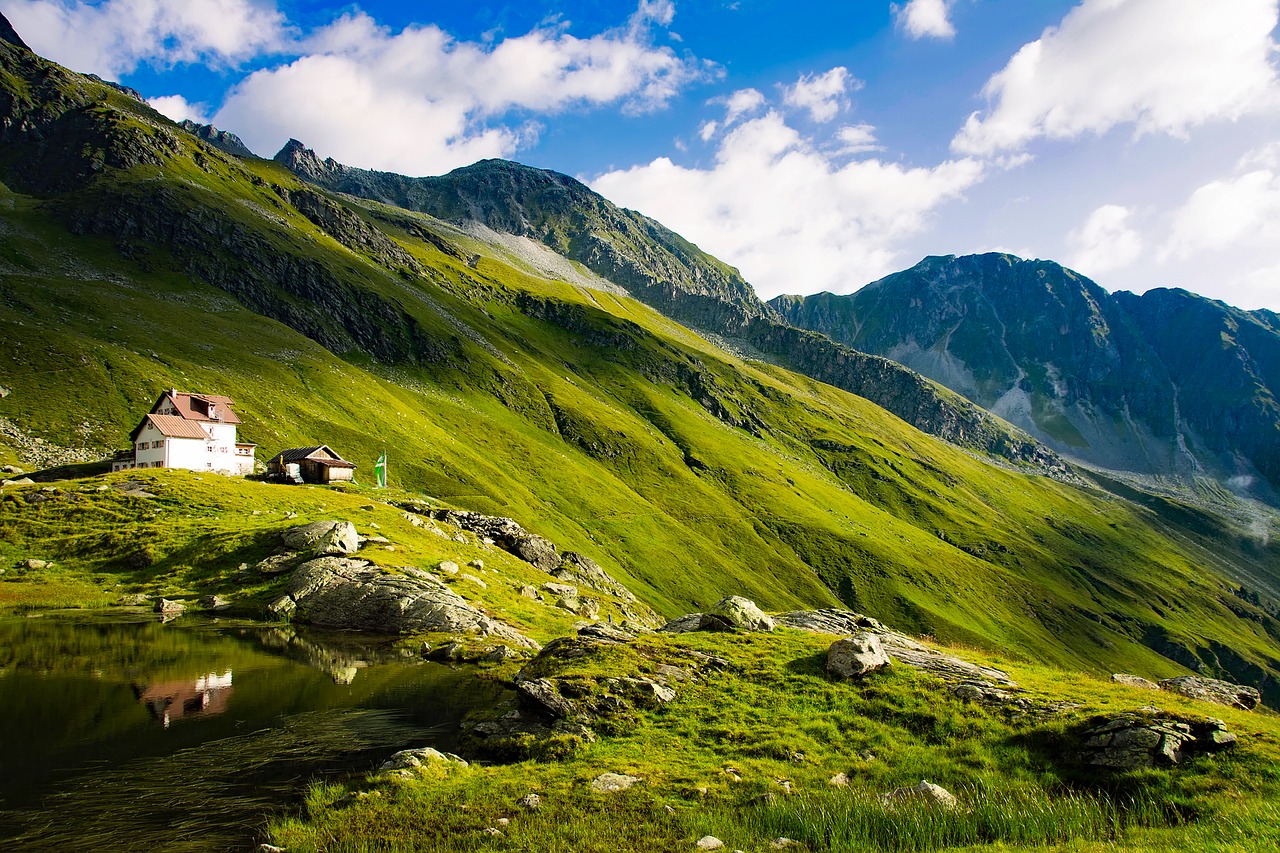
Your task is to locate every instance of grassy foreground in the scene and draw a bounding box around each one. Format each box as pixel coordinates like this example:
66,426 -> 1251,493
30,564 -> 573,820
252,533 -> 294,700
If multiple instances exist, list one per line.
264,629 -> 1280,853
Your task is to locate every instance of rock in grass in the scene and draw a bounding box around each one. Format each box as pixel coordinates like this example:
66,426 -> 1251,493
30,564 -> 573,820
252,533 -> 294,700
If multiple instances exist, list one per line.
516,793 -> 542,810
199,595 -> 232,611
590,772 -> 641,793
695,837 -> 724,850
379,747 -> 468,772
1078,713 -> 1237,769
709,596 -> 775,631
1159,675 -> 1261,711
829,772 -> 849,787
283,520 -> 355,552
826,632 -> 890,678
517,678 -> 578,718
154,598 -> 185,615
1112,673 -> 1160,690
22,558 -> 47,570
881,780 -> 957,810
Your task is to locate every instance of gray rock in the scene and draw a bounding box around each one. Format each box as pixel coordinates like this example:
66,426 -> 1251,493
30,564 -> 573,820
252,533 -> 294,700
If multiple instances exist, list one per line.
267,595 -> 296,618
199,595 -> 232,611
1159,675 -> 1261,710
116,593 -> 150,606
709,596 -> 775,631
542,582 -> 579,598
553,551 -> 638,602
655,663 -> 692,682
590,772 -> 641,793
284,558 -> 539,647
516,793 -> 542,810
1078,712 -> 1237,769
1,464 -> 23,474
827,632 -> 890,678
660,612 -> 731,633
22,558 -> 47,570
518,584 -> 540,599
578,622 -> 635,643
461,573 -> 487,589
1113,673 -> 1161,690
829,772 -> 849,787
695,837 -> 724,850
468,559 -> 485,570
517,678 -> 578,718
282,520 -> 354,551
255,553 -> 300,575
314,522 -> 360,556
439,561 -> 460,575
378,747 -> 468,772
154,598 -> 185,615
882,780 -> 957,809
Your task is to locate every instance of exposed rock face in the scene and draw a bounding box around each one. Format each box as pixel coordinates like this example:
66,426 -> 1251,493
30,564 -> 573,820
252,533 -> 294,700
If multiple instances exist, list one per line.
378,747 -> 468,773
0,12 -> 28,51
1113,673 -> 1161,690
1159,675 -> 1261,710
425,508 -> 561,571
1078,713 -> 1237,769
178,120 -> 254,158
283,556 -> 539,648
826,632 -> 890,678
554,551 -> 638,602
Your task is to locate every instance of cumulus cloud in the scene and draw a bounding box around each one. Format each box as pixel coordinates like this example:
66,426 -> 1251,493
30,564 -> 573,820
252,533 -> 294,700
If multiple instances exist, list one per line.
1065,204 -> 1143,276
214,5 -> 707,174
953,0 -> 1280,156
5,0 -> 290,77
592,111 -> 983,298
148,94 -> 210,125
892,0 -> 956,40
783,67 -> 855,122
834,123 -> 880,155
1161,166 -> 1280,261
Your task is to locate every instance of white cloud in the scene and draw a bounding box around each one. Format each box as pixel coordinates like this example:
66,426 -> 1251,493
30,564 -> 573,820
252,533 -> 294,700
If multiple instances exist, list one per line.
5,0 -> 290,77
1065,204 -> 1143,276
148,94 -> 210,125
1228,263 -> 1280,311
892,0 -> 955,40
783,67 -> 855,123
953,0 -> 1280,156
592,111 -> 983,298
835,123 -> 880,155
214,5 -> 706,175
723,88 -> 766,125
1161,167 -> 1280,261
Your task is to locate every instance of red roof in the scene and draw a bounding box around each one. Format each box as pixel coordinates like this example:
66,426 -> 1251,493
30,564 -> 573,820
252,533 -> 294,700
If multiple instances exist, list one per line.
131,414 -> 211,441
150,390 -> 242,425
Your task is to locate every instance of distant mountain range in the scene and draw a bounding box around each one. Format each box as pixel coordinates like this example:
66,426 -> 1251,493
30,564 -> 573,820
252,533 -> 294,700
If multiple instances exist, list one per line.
770,254 -> 1280,502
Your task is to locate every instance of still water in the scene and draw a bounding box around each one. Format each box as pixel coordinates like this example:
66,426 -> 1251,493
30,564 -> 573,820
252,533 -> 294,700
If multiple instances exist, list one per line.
0,610 -> 509,852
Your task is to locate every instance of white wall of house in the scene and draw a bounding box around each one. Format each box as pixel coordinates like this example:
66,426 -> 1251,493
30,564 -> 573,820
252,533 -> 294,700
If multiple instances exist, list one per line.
133,423 -> 167,468
166,436 -> 209,470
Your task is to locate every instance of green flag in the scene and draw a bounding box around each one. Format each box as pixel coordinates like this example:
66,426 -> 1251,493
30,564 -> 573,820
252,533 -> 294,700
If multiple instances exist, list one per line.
375,453 -> 388,488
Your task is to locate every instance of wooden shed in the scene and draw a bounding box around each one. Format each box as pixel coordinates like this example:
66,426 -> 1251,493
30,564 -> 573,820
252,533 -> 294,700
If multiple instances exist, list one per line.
267,445 -> 357,484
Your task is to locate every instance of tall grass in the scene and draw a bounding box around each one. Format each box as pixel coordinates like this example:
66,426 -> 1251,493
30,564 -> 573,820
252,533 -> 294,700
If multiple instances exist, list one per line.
735,785 -> 1175,852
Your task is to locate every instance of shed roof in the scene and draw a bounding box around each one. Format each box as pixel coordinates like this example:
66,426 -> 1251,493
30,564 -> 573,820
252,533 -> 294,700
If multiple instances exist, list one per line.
268,445 -> 349,464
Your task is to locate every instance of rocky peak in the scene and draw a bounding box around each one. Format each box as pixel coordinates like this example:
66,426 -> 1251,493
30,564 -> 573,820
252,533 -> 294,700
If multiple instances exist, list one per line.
274,138 -> 342,181
179,120 -> 254,158
0,11 -> 29,51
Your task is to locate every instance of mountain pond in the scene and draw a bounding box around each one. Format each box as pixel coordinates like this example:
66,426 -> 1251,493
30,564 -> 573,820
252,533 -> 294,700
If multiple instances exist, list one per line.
0,610 -> 510,851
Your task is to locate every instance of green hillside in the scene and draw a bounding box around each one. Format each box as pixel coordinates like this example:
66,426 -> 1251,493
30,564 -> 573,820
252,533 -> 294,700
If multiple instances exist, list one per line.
1,34 -> 1279,705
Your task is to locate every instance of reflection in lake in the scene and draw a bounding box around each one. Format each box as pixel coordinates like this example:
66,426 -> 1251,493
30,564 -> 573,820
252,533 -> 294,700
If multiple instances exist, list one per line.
0,611 -> 509,852
135,670 -> 235,727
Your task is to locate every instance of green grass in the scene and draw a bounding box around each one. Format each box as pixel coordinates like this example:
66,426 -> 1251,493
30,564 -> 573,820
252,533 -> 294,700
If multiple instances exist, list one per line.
264,629 -> 1280,852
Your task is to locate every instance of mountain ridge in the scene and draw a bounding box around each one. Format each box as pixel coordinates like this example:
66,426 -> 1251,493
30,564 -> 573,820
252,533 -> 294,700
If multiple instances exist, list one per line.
771,253 -> 1280,504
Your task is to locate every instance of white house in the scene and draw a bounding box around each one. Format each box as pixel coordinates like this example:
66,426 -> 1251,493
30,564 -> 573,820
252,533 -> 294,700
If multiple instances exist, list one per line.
112,390 -> 255,475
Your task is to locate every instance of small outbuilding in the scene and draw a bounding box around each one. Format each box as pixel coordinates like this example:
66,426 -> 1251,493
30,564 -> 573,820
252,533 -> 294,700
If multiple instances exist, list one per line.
267,445 -> 357,485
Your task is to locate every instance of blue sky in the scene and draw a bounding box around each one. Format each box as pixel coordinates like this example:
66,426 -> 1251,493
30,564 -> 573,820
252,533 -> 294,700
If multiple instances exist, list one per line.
6,0 -> 1280,311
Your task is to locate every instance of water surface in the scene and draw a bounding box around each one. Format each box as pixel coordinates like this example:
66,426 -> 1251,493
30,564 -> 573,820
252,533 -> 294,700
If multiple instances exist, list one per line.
0,610 -> 507,851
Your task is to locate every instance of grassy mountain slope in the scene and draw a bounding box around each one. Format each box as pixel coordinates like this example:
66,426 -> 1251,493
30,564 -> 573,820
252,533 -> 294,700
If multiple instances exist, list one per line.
273,143 -> 1064,476
1,36 -> 1279,701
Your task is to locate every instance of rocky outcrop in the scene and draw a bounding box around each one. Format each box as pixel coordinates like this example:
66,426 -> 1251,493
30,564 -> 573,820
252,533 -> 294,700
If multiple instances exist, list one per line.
282,520 -> 359,555
277,186 -> 424,275
1112,673 -> 1161,690
282,556 -> 538,648
0,12 -> 29,51
662,596 -> 776,633
1159,675 -> 1261,711
1077,713 -> 1237,769
178,120 -> 254,158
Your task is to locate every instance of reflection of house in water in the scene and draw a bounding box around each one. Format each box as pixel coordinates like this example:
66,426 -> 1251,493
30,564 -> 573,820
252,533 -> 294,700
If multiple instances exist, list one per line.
132,671 -> 234,728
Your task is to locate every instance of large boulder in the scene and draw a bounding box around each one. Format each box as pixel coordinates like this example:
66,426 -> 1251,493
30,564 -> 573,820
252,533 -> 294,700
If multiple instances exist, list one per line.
283,557 -> 539,648
1112,673 -> 1160,690
827,632 -> 891,678
881,780 -> 957,809
1159,675 -> 1261,710
708,596 -> 775,631
590,772 -> 641,793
